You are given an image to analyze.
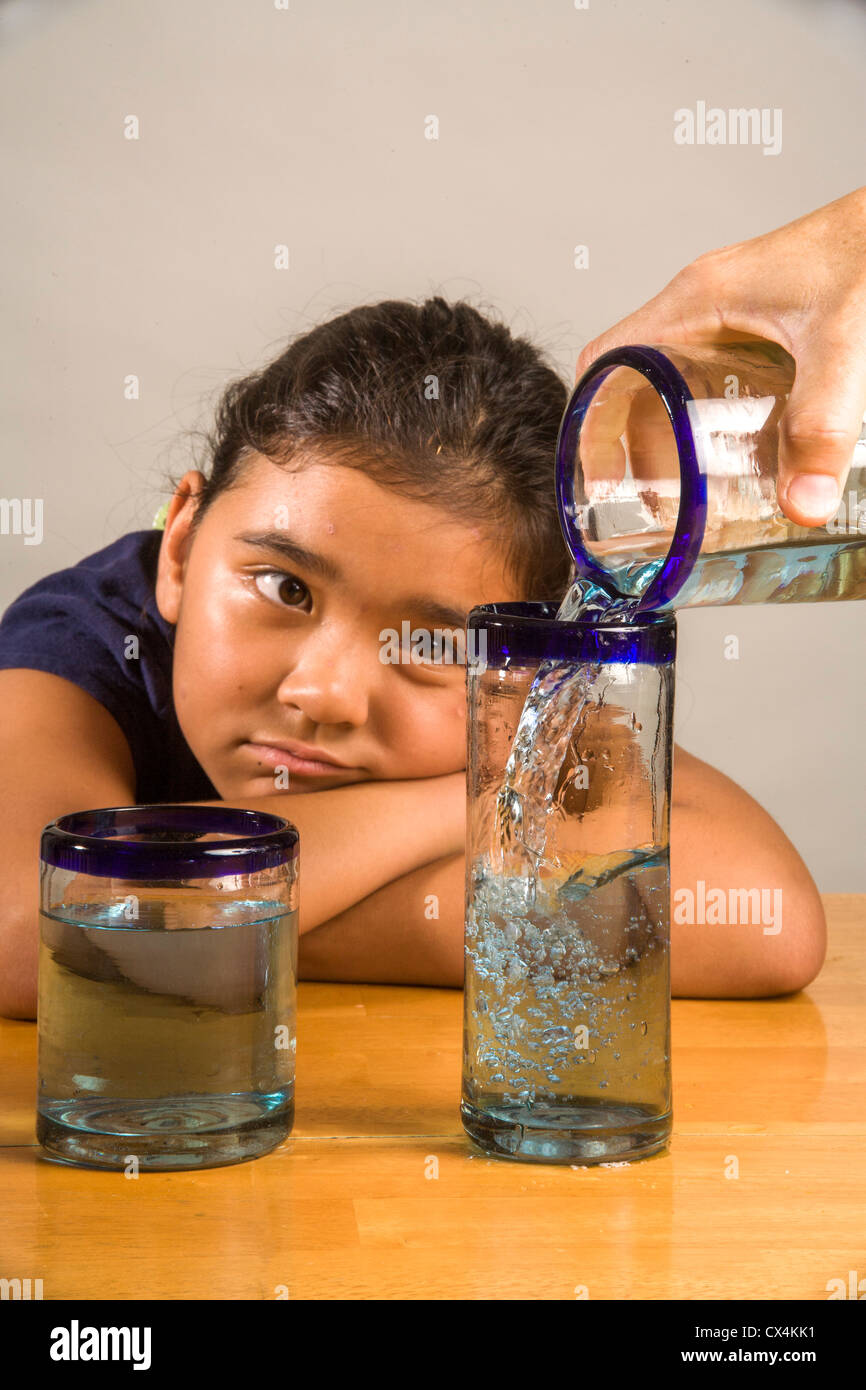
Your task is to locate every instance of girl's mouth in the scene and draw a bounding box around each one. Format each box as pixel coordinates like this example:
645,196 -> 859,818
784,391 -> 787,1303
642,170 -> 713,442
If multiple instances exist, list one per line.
242,741 -> 356,777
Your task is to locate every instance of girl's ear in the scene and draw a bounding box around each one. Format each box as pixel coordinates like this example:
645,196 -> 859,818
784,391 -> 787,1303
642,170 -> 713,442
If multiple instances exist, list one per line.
154,471 -> 206,625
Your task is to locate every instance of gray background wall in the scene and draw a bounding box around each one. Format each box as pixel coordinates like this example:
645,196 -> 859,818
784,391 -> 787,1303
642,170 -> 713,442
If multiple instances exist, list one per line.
1,0 -> 863,888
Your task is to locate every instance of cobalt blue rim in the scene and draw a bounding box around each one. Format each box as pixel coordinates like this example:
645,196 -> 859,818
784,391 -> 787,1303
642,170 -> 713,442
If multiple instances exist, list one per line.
467,601 -> 676,665
40,805 -> 299,880
555,344 -> 708,611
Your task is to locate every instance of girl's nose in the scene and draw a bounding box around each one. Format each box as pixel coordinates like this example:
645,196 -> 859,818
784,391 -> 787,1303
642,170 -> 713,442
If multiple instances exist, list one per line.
274,626 -> 373,728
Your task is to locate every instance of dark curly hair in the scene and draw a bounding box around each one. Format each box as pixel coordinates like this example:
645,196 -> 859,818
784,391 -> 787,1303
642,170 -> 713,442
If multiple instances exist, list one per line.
184,295 -> 573,600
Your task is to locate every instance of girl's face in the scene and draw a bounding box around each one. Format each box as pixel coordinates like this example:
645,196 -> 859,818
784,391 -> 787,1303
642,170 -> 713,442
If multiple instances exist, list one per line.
156,452 -> 521,798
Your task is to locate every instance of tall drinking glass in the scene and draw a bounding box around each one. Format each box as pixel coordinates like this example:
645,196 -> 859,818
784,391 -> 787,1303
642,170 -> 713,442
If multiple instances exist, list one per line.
37,804 -> 298,1170
461,602 -> 675,1164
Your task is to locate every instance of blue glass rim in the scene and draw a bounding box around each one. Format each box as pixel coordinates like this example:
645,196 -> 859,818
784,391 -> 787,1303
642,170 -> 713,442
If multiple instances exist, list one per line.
467,601 -> 676,665
40,804 -> 299,880
555,344 -> 708,611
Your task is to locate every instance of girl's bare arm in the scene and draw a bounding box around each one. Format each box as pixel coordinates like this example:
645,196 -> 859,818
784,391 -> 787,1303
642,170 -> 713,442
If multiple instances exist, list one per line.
668,745 -> 826,996
298,746 -> 828,998
0,669 -> 464,1018
188,774 -> 465,936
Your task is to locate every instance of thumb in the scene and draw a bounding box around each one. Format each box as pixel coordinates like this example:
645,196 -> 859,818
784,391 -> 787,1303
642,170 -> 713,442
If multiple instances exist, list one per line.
777,337 -> 866,526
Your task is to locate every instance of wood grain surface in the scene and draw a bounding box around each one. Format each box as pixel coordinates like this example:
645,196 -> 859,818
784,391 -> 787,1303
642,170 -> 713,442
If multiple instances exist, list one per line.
1,895 -> 863,1300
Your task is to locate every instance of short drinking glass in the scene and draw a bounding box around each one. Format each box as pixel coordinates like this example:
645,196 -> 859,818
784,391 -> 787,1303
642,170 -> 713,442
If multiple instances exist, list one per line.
37,804 -> 298,1170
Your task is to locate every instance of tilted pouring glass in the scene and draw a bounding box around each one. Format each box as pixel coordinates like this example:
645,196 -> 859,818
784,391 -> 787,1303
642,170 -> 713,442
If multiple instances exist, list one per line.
556,340 -> 866,610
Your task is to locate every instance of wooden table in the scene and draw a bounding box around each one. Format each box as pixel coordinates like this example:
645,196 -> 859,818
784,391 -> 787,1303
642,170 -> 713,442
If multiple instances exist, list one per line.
2,896 -> 863,1301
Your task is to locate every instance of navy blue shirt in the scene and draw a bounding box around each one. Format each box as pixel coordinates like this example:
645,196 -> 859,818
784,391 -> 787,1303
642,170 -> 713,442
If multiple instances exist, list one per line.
0,529 -> 219,803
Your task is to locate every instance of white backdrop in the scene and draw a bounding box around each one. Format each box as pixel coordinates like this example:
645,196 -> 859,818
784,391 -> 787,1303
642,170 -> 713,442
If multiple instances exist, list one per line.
1,0 -> 864,887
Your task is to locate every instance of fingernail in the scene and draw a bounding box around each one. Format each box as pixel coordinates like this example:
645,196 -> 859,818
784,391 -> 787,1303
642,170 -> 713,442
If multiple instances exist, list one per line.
785,473 -> 840,521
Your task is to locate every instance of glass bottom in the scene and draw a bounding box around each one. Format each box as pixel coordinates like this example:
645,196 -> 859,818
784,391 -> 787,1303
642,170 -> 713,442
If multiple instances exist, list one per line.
36,1091 -> 293,1170
461,1097 -> 670,1165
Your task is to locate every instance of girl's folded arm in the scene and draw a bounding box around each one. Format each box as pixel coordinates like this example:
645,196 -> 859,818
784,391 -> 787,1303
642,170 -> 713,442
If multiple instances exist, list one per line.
0,667 -> 825,1012
0,669 -> 465,1018
669,745 -> 827,997
297,746 -> 828,998
187,772 -> 465,939
298,851 -> 466,987
0,670 -> 139,1019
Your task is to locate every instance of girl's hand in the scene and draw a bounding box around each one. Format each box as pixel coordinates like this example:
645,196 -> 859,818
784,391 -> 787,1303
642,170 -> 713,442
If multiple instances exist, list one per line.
574,185 -> 866,527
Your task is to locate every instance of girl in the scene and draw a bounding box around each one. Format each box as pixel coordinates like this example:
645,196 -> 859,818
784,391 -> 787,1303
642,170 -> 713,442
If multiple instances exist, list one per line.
0,296 -> 826,1017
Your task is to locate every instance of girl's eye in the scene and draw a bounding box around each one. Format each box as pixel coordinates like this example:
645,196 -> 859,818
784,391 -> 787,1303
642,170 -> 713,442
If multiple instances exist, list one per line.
403,629 -> 456,666
252,570 -> 311,610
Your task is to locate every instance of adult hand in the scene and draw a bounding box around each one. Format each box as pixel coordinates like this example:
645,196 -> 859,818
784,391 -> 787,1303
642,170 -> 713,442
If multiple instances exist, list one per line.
575,186 -> 866,526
